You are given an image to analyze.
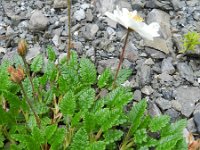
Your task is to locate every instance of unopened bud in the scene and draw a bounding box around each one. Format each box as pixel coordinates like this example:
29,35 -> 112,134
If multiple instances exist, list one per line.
8,66 -> 25,84
17,39 -> 27,57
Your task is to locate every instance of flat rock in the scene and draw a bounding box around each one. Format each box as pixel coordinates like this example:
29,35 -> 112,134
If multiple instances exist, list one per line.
98,58 -> 119,74
161,57 -> 175,74
187,118 -> 197,133
137,64 -> 151,86
148,101 -> 162,117
145,47 -> 166,59
134,90 -> 142,101
155,97 -> 171,111
177,62 -> 194,83
165,108 -> 181,123
74,9 -> 85,21
53,0 -> 68,8
81,24 -> 99,40
194,112 -> 200,133
26,44 -> 41,62
29,10 -> 49,31
141,85 -> 154,95
124,41 -> 138,62
175,86 -> 200,117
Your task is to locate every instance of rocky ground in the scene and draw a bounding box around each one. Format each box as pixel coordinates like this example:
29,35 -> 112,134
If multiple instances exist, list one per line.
1,0 -> 200,134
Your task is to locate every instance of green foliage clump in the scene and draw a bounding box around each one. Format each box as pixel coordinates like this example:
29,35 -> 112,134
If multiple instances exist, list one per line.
0,47 -> 187,150
180,31 -> 200,53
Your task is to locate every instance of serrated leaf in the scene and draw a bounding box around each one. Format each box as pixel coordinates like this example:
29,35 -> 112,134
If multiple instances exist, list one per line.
149,115 -> 170,132
31,54 -> 43,73
128,100 -> 147,133
49,128 -> 66,150
44,125 -> 57,141
83,112 -> 96,133
98,69 -> 112,88
47,45 -> 56,62
71,111 -> 82,127
105,87 -> 133,109
103,129 -> 123,144
78,88 -> 95,112
134,129 -> 147,144
79,58 -> 96,85
86,141 -> 106,150
70,128 -> 89,150
59,91 -> 76,116
32,127 -> 45,144
116,68 -> 132,85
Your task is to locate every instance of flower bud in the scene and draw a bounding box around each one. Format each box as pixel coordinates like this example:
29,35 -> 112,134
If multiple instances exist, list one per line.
8,66 -> 25,84
17,39 -> 27,57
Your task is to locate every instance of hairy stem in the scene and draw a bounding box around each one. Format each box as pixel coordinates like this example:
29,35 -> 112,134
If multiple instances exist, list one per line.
67,0 -> 71,61
22,57 -> 37,101
112,29 -> 131,88
19,82 -> 41,128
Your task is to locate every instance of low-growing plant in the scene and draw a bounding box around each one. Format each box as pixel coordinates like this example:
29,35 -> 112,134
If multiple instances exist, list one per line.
180,31 -> 200,53
0,42 -> 188,150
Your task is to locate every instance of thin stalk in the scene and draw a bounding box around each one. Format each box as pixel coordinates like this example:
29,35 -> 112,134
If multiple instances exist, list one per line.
19,82 -> 41,128
95,128 -> 103,141
22,57 -> 37,101
67,0 -> 71,61
112,29 -> 131,88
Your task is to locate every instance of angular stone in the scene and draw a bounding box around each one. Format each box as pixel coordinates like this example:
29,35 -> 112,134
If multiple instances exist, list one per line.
175,86 -> 200,117
164,108 -> 181,123
137,64 -> 151,86
98,58 -> 119,74
26,44 -> 41,62
81,24 -> 99,40
155,97 -> 171,111
29,10 -> 49,31
145,47 -> 166,59
134,90 -> 142,101
187,118 -> 197,133
141,86 -> 154,95
194,112 -> 200,133
53,0 -> 68,8
148,101 -> 162,117
177,62 -> 194,83
73,9 -> 85,21
161,57 -> 175,74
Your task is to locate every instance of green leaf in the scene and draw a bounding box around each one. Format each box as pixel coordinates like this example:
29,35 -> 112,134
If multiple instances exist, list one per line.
0,132 -> 5,148
128,100 -> 147,133
44,124 -> 57,140
105,87 -> 133,109
70,128 -> 89,150
98,69 -> 112,88
31,54 -> 43,73
83,112 -> 96,133
134,129 -> 147,144
49,128 -> 66,150
78,88 -> 95,112
47,45 -> 56,62
79,58 -> 96,85
86,141 -> 106,150
149,115 -> 170,132
32,127 -> 45,144
59,91 -> 76,116
116,68 -> 132,85
103,129 -> 123,144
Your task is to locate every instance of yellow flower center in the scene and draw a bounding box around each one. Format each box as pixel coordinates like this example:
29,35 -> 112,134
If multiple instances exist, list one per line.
128,12 -> 143,22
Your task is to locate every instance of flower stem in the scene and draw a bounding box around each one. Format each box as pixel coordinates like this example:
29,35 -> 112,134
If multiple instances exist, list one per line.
19,82 -> 41,128
67,0 -> 71,62
22,57 -> 37,101
112,29 -> 131,88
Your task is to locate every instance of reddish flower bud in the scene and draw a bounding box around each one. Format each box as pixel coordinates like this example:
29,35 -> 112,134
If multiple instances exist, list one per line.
7,65 -> 25,84
17,39 -> 27,57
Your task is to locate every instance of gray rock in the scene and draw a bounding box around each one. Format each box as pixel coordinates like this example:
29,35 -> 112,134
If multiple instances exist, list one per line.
148,101 -> 162,117
155,97 -> 171,111
137,64 -> 151,86
81,3 -> 90,10
0,47 -> 6,54
73,41 -> 83,55
74,9 -> 85,21
175,86 -> 200,117
157,73 -> 173,83
29,10 -> 49,31
194,103 -> 200,115
165,108 -> 181,123
35,1 -> 43,9
141,86 -> 154,95
95,0 -> 117,14
145,0 -> 173,11
171,100 -> 182,112
171,0 -> 185,11
187,118 -> 197,133
98,58 -> 119,74
177,62 -> 194,83
6,26 -> 15,36
134,90 -> 142,101
86,47 -> 95,57
2,51 -> 18,64
124,41 -> 138,62
52,34 -> 61,47
53,0 -> 67,8
145,47 -> 166,59
81,24 -> 99,40
147,9 -> 171,39
161,57 -> 175,74
194,112 -> 200,133
144,58 -> 154,65
86,9 -> 94,21
26,44 -> 41,62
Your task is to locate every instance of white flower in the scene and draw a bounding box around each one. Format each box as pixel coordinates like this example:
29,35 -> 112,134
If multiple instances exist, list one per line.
105,7 -> 160,40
